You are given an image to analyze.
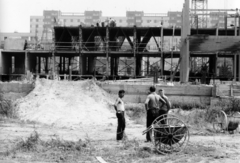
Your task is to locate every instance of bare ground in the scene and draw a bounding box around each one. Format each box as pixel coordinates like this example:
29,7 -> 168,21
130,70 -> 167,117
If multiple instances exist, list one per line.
0,117 -> 240,163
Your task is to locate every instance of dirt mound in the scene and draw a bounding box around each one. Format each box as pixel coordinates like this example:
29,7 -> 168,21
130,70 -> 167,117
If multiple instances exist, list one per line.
15,79 -> 116,128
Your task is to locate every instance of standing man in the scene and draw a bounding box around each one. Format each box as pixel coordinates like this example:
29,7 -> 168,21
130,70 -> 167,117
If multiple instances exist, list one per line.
114,90 -> 126,141
145,86 -> 166,142
158,89 -> 171,124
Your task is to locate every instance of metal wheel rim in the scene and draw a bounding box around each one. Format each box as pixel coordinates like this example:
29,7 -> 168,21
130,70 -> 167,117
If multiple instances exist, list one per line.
212,110 -> 228,133
151,114 -> 190,154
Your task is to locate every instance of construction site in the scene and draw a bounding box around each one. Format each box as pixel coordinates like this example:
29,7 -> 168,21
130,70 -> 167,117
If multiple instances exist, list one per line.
0,0 -> 240,162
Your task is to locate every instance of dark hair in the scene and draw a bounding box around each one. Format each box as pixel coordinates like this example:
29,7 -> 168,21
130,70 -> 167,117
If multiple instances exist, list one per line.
119,90 -> 125,94
159,89 -> 163,91
149,86 -> 156,92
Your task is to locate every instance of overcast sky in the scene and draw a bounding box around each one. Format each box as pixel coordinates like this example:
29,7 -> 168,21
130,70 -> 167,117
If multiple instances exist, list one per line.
0,0 -> 239,33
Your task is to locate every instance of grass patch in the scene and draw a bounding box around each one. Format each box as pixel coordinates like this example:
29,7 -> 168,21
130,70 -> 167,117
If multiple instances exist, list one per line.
171,101 -> 206,110
125,103 -> 146,125
212,97 -> 240,114
4,131 -> 154,162
0,93 -> 16,118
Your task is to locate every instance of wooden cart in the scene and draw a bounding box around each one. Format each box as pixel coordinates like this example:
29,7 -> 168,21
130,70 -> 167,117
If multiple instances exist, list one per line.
143,114 -> 190,154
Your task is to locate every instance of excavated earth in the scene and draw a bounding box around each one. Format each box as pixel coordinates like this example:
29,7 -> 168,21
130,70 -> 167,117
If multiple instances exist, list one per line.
0,79 -> 240,163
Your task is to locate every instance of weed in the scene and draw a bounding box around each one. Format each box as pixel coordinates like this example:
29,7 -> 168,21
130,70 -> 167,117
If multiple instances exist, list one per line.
15,130 -> 40,152
171,101 -> 206,110
125,103 -> 146,125
122,138 -> 139,150
0,93 -> 16,118
213,97 -> 240,114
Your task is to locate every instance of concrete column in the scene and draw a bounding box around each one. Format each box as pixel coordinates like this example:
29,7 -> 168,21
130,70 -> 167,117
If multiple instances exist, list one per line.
147,57 -> 149,75
88,56 -> 96,74
45,57 -> 49,74
215,53 -> 218,77
115,57 -> 119,76
160,26 -> 164,76
79,25 -> 83,75
106,26 -> 109,76
63,57 -> 65,73
0,49 -> 2,75
180,0 -> 190,83
25,51 -> 28,74
209,56 -> 215,76
38,56 -> 41,74
52,52 -> 55,74
82,55 -> 87,75
110,57 -> 114,76
133,26 -> 137,78
136,56 -> 142,76
60,56 -> 62,74
238,53 -> 240,81
234,53 -> 237,82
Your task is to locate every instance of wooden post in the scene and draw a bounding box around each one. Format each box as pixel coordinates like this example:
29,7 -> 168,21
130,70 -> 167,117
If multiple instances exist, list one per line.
133,25 -> 137,78
106,25 -> 109,77
79,25 -> 83,75
180,0 -> 190,83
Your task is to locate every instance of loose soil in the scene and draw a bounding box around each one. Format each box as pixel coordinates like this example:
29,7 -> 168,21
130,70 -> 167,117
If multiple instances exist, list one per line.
0,118 -> 240,163
0,80 -> 240,162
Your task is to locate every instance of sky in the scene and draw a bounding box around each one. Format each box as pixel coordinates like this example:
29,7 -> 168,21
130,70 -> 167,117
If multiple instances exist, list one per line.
0,0 -> 239,33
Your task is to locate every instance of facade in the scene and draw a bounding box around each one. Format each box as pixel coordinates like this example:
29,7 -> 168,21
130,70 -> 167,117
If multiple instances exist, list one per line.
142,13 -> 169,27
126,11 -> 144,27
168,11 -> 182,28
84,11 -> 102,26
209,12 -> 226,28
29,10 -> 237,42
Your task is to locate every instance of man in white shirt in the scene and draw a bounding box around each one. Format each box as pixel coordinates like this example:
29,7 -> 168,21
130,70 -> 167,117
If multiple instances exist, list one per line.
114,90 -> 125,141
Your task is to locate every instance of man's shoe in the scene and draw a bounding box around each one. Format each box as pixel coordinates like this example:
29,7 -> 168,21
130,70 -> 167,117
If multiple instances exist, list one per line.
144,140 -> 151,143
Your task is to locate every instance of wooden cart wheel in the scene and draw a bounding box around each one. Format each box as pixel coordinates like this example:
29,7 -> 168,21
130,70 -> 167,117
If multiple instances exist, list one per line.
150,114 -> 190,155
211,110 -> 228,133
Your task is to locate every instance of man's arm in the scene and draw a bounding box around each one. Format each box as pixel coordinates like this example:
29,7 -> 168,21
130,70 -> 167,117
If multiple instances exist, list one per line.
114,98 -> 119,112
163,96 -> 171,110
144,96 -> 150,111
159,96 -> 166,104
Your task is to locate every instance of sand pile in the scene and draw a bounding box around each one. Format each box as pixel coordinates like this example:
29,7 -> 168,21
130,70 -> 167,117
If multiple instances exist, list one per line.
15,79 -> 117,128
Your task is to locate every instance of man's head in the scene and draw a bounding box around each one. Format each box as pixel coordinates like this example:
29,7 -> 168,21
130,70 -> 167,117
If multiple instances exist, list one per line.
149,86 -> 156,93
118,90 -> 125,98
158,89 -> 164,96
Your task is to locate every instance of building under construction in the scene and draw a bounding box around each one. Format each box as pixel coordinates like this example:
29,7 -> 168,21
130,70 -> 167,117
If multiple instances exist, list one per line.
1,0 -> 240,83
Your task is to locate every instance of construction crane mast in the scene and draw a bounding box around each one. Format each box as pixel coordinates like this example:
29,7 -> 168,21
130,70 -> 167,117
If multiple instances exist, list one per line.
191,0 -> 208,28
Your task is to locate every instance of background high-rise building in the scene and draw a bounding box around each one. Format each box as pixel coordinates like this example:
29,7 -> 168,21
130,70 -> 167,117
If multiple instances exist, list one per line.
168,11 -> 182,28
126,11 -> 144,27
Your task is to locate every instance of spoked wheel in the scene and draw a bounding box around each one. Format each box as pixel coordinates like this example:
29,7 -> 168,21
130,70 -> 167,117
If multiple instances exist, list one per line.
150,114 -> 190,155
211,110 -> 228,133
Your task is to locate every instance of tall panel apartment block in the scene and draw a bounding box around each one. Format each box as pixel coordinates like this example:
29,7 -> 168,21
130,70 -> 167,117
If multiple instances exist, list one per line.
84,11 -> 102,26
126,11 -> 144,27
